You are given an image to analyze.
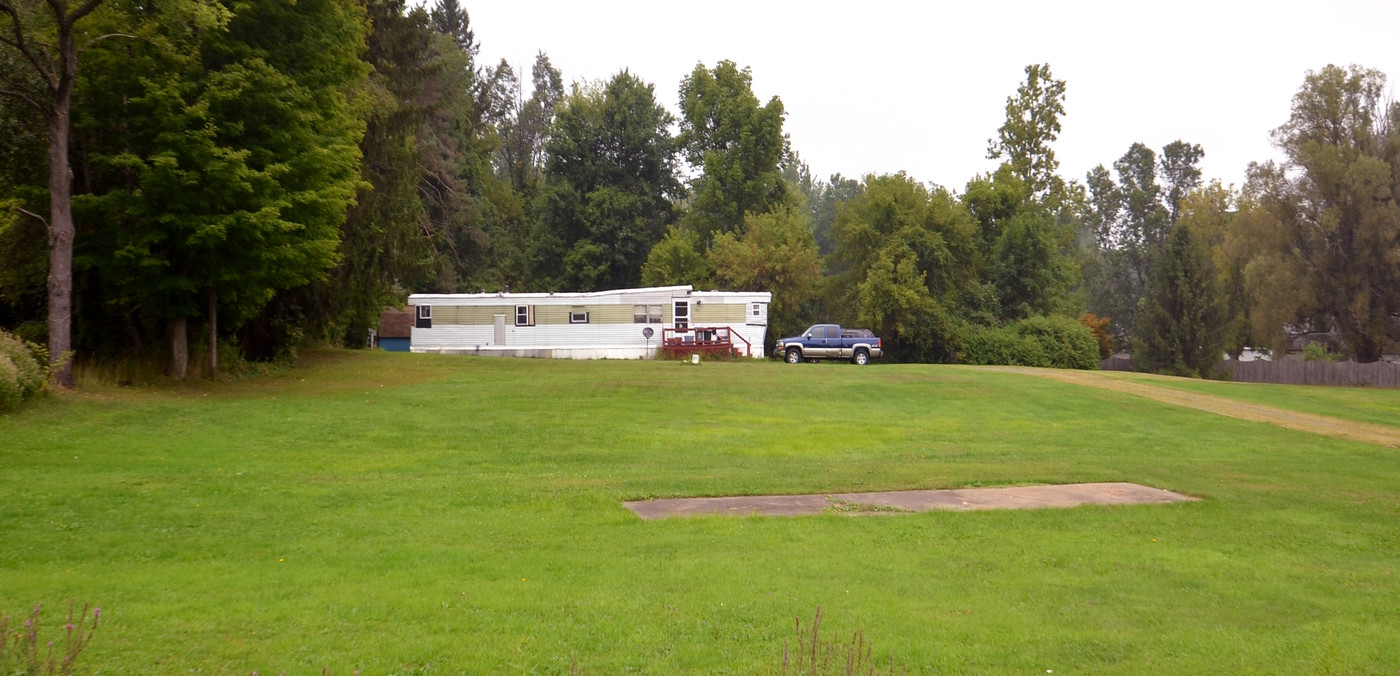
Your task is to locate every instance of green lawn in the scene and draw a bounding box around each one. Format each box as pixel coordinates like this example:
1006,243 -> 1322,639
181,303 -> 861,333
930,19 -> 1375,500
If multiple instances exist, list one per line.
2,352 -> 1398,674
1096,368 -> 1400,430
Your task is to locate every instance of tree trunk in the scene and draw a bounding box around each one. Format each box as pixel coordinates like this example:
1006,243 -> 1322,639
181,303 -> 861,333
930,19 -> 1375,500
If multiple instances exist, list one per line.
208,288 -> 217,376
46,69 -> 75,387
169,317 -> 188,379
1,0 -> 110,386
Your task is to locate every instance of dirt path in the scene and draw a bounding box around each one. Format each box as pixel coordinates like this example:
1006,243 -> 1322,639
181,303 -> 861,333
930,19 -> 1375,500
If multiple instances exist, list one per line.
625,482 -> 1195,520
986,366 -> 1400,448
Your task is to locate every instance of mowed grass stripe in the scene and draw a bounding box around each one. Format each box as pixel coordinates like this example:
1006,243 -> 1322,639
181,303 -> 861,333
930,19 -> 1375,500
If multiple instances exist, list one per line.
1098,368 -> 1400,431
1,351 -> 1398,674
986,365 -> 1400,447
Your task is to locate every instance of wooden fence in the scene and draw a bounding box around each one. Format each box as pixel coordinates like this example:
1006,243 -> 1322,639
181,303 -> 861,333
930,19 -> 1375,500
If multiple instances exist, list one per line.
1100,356 -> 1400,388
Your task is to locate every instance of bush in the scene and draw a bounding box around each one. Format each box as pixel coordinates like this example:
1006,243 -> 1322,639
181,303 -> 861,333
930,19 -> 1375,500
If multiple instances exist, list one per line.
959,315 -> 1099,370
0,357 -> 20,411
1078,312 -> 1115,360
1301,343 -> 1345,362
960,325 -> 1045,367
1016,315 -> 1100,370
0,329 -> 47,411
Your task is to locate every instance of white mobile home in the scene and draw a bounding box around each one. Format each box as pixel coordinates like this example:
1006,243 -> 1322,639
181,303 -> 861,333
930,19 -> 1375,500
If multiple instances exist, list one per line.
407,286 -> 771,359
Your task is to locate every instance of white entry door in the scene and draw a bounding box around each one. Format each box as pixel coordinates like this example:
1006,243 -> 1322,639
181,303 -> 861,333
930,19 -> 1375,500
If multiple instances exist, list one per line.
493,314 -> 506,345
673,300 -> 689,329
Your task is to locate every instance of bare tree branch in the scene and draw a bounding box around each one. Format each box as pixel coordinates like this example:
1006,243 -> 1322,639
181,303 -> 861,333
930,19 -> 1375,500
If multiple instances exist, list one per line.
13,205 -> 50,228
88,31 -> 133,43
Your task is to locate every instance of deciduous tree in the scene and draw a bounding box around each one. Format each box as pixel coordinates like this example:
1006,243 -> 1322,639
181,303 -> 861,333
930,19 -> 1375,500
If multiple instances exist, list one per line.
640,227 -> 711,288
539,70 -> 680,290
709,203 -> 820,348
831,173 -> 977,360
1082,141 -> 1203,343
496,51 -> 563,192
1233,65 -> 1400,361
678,60 -> 787,243
1159,140 -> 1204,226
0,0 -> 114,386
987,63 -> 1068,206
75,0 -> 368,376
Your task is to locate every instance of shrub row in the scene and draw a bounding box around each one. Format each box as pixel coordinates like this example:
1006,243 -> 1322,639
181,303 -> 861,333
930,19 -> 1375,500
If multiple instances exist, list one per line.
959,315 -> 1099,370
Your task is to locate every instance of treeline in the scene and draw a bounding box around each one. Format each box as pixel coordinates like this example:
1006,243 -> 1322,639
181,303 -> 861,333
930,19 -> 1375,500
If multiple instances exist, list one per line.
2,1 -> 1398,383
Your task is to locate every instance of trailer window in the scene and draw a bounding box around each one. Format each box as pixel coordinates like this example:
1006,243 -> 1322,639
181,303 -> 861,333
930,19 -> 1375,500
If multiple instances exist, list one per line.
515,305 -> 534,326
635,304 -> 663,323
570,309 -> 589,324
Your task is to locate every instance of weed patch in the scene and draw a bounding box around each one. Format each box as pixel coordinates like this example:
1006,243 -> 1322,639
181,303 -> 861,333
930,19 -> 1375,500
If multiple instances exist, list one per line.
0,602 -> 101,675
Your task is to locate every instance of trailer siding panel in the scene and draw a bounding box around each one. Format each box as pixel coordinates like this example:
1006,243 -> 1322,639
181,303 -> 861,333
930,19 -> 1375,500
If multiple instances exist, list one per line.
432,305 -> 510,325
693,303 -> 746,324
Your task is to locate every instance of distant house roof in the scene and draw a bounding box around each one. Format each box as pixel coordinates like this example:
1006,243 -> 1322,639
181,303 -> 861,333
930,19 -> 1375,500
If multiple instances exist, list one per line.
378,309 -> 413,339
1287,332 -> 1342,352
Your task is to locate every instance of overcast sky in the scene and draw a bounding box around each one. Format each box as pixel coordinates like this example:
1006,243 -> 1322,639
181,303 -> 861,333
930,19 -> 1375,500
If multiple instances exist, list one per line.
461,0 -> 1400,193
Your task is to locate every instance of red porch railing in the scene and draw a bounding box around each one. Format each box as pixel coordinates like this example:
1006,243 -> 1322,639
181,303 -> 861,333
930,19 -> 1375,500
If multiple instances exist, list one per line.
661,326 -> 752,358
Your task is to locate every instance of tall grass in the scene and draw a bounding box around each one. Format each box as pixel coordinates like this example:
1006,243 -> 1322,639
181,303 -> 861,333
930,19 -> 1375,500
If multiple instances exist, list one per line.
0,601 -> 101,675
783,607 -> 904,676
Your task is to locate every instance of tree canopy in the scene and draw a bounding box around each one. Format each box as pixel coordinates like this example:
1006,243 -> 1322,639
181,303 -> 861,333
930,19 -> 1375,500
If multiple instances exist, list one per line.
2,9 -> 1396,375
1232,65 -> 1400,362
678,60 -> 788,244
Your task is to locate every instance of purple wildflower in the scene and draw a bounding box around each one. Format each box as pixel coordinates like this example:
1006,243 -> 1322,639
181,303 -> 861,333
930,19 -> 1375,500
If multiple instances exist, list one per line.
92,608 -> 100,619
66,623 -> 75,631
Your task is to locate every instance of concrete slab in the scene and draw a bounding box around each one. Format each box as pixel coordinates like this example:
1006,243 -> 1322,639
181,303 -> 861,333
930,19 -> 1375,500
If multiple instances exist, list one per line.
623,482 -> 1196,520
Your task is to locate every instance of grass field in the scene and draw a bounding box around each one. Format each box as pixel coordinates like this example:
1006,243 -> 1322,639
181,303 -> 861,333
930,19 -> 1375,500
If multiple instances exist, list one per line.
2,351 -> 1398,674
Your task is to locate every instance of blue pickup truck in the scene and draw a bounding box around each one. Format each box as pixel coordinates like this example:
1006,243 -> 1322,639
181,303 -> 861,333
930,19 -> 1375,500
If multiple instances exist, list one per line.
774,324 -> 883,365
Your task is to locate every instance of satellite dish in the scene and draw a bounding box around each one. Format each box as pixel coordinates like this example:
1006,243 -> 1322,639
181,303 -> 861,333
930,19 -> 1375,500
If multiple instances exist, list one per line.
642,327 -> 654,339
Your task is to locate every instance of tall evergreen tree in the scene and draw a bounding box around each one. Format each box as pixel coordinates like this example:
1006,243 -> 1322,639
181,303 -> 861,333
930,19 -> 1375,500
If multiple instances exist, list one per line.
308,0 -> 442,346
414,0 -> 519,294
1133,221 -> 1227,377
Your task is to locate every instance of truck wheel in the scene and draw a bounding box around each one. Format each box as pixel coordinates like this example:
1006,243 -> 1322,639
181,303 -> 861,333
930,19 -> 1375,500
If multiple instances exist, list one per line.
852,349 -> 869,365
785,348 -> 802,364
